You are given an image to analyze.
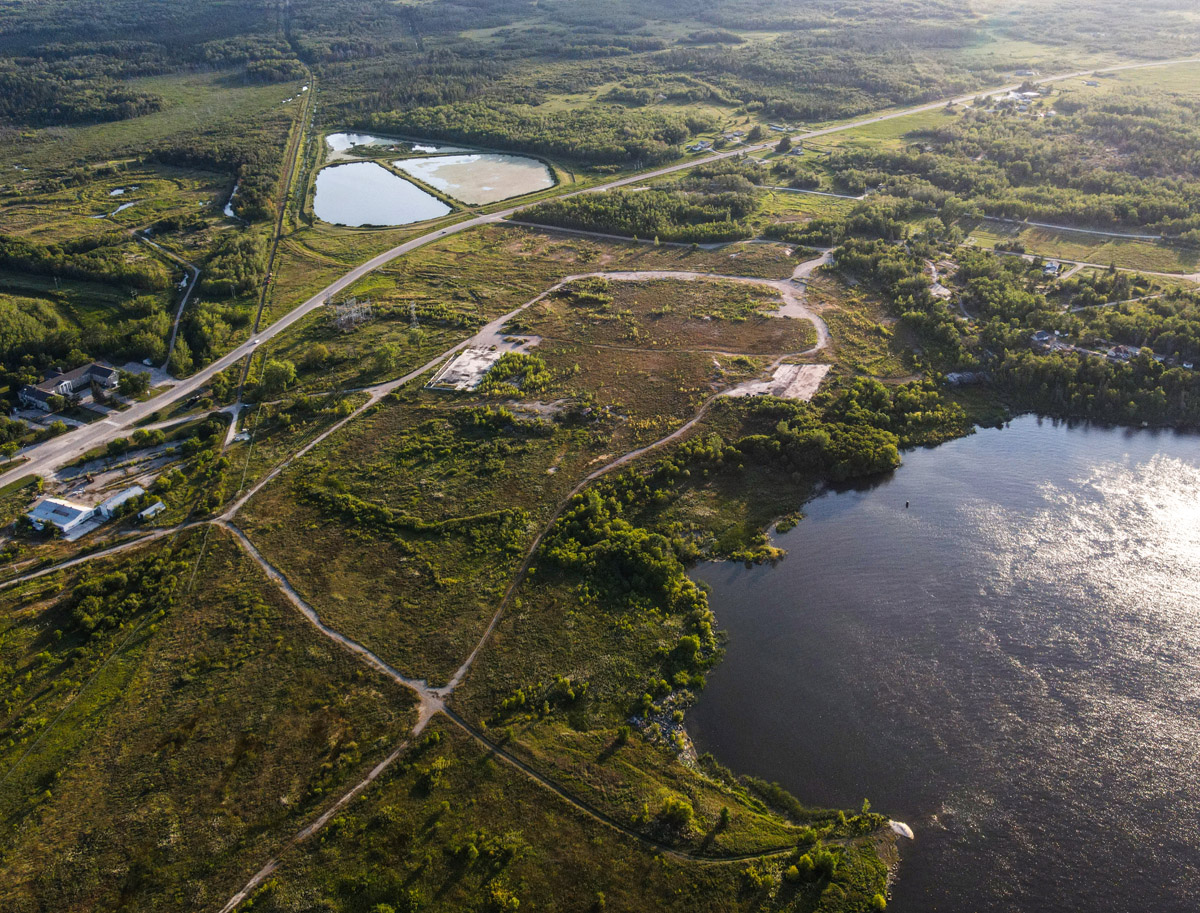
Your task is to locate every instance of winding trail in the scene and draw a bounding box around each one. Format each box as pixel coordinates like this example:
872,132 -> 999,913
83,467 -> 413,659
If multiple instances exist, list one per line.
982,215 -> 1164,242
132,232 -> 201,368
9,55 -> 1200,910
215,733 -> 420,913
0,525 -> 202,590
1069,292 -> 1167,312
6,56 -> 1197,492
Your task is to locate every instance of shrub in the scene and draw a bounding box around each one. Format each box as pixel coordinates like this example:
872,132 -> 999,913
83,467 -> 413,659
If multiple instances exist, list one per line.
657,794 -> 695,831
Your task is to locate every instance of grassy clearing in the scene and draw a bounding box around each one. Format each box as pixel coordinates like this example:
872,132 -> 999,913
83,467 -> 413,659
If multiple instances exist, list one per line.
239,719 -> 889,913
220,391 -> 370,509
504,228 -> 808,279
807,276 -> 913,379
0,529 -> 417,912
1080,60 -> 1200,94
967,224 -> 1200,275
236,392 -> 600,683
817,107 -> 961,150
496,719 -> 807,854
266,308 -> 471,395
541,339 -> 762,451
0,164 -> 226,243
1,71 -> 295,175
759,189 -> 859,223
518,277 -> 815,355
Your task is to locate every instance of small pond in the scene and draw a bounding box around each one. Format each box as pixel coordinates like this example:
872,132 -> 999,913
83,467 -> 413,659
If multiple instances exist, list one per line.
394,153 -> 554,204
312,162 -> 451,227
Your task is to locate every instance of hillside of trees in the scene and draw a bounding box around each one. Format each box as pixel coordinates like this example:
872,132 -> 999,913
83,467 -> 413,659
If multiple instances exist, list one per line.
827,88 -> 1200,239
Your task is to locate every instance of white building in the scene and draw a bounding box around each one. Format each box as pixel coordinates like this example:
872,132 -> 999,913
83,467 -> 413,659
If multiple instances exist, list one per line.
138,500 -> 167,521
98,486 -> 145,519
27,498 -> 95,535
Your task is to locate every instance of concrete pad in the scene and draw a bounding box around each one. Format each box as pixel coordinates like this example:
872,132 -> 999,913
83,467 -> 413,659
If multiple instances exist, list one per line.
725,363 -> 831,401
427,347 -> 503,391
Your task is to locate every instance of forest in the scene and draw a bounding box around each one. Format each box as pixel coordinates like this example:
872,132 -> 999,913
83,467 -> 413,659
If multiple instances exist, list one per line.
520,185 -> 758,243
826,87 -> 1200,238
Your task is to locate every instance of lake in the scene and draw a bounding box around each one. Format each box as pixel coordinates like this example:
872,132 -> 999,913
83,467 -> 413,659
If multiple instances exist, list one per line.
687,415 -> 1200,913
394,153 -> 554,204
312,162 -> 451,227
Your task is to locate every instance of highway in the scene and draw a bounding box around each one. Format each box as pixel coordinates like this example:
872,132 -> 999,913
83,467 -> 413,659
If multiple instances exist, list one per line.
4,54 -> 1198,490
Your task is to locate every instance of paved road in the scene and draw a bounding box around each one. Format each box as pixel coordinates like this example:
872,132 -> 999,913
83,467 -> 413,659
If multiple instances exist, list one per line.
6,54 -> 1198,492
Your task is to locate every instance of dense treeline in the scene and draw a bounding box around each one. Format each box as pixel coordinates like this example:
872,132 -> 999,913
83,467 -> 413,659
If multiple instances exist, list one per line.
834,237 -> 965,365
833,237 -> 1200,427
0,289 -> 171,394
0,230 -> 184,389
519,186 -> 757,243
0,5 -> 306,129
365,104 -> 711,167
1082,292 -> 1200,362
0,66 -> 162,126
0,233 -> 170,292
654,41 -> 977,124
993,348 -> 1200,425
200,230 -> 268,298
827,90 -> 1200,237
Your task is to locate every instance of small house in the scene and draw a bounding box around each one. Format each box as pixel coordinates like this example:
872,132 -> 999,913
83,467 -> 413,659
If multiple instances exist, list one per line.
1106,345 -> 1138,363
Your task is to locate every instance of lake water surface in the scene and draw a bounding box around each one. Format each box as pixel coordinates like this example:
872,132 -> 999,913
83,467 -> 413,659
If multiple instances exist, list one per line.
312,162 -> 451,227
688,415 -> 1200,913
325,132 -> 467,154
394,153 -> 553,204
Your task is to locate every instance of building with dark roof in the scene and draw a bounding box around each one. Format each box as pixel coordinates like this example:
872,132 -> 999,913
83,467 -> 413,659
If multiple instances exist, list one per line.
19,362 -> 119,412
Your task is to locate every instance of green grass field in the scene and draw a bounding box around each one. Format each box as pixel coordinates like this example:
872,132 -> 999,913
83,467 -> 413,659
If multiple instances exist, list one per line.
968,224 -> 1200,275
0,530 -> 417,912
1,71 -> 297,176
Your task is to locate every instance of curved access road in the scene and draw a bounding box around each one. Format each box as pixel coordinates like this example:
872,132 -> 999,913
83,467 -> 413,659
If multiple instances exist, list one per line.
5,54 -> 1197,491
